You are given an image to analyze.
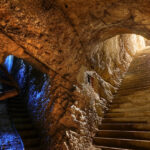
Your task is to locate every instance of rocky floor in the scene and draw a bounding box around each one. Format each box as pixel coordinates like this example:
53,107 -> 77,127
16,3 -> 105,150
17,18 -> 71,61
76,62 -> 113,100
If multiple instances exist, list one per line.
0,100 -> 23,150
94,48 -> 150,149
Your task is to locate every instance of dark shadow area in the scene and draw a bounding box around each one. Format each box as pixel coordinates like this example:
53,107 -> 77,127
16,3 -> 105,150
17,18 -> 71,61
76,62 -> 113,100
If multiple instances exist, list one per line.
0,55 -> 51,149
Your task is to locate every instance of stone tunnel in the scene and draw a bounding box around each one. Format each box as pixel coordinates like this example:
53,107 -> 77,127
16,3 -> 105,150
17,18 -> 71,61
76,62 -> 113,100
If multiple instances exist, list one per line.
1,0 -> 150,150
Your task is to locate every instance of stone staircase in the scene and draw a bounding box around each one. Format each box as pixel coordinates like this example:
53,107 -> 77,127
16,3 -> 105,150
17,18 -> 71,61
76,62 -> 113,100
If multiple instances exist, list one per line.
0,63 -> 42,149
93,48 -> 150,149
7,96 -> 41,150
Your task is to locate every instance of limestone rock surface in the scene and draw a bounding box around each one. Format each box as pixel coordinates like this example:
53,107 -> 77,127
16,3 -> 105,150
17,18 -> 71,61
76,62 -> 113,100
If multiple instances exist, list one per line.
0,0 -> 149,149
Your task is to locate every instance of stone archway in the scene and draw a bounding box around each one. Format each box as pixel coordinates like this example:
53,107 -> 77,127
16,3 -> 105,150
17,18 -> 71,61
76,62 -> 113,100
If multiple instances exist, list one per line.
1,0 -> 150,150
1,1 -> 150,80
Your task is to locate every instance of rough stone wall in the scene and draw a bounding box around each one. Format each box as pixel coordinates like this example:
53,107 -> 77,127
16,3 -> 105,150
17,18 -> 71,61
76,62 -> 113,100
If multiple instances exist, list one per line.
0,0 -> 149,149
7,34 -> 145,150
73,34 -> 145,150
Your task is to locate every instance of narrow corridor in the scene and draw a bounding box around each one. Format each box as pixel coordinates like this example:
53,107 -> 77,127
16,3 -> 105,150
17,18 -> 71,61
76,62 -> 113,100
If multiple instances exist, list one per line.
0,99 -> 23,150
7,95 -> 41,150
0,65 -> 41,150
94,48 -> 150,149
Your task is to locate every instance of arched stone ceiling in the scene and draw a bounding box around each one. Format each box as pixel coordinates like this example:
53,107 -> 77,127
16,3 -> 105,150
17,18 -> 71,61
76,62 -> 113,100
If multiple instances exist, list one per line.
1,0 -> 150,82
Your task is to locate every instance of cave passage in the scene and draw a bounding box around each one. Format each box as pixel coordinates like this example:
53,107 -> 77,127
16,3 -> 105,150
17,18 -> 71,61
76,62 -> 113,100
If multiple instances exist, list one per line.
93,47 -> 150,149
0,83 -> 41,149
0,34 -> 149,150
0,63 -> 24,149
3,1 -> 150,149
0,55 -> 50,150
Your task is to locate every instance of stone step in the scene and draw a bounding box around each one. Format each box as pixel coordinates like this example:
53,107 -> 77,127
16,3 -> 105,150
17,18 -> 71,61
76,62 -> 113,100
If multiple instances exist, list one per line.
108,107 -> 150,113
93,137 -> 150,149
109,103 -> 149,109
119,80 -> 150,88
15,123 -> 34,130
118,87 -> 150,94
22,138 -> 40,147
100,123 -> 150,131
111,98 -> 150,104
8,106 -> 27,110
8,100 -> 26,104
118,86 -> 150,92
25,146 -> 42,150
8,108 -> 27,112
102,117 -> 148,123
8,99 -> 24,102
95,145 -> 132,150
10,115 -> 30,119
12,118 -> 31,123
96,130 -> 150,140
115,88 -> 150,96
104,112 -> 150,118
18,130 -> 38,138
122,76 -> 150,82
6,96 -> 41,149
8,103 -> 26,107
11,113 -> 29,117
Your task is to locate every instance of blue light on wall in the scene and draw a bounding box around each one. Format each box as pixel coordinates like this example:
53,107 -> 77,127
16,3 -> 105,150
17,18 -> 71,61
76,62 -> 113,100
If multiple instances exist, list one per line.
4,55 -> 14,73
10,57 -> 51,138
1,132 -> 24,150
28,74 -> 50,120
17,60 -> 26,88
